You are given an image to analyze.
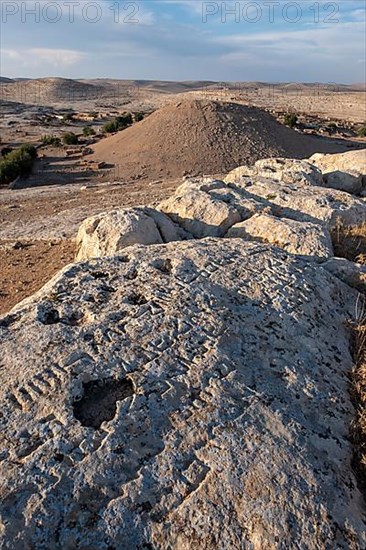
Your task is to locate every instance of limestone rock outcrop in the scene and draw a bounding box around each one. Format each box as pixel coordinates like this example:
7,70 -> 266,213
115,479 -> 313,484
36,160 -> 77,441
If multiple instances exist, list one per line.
76,161 -> 366,263
158,187 -> 241,238
321,170 -> 363,195
76,207 -> 186,261
309,149 -> 365,178
225,151 -> 366,195
309,150 -> 366,195
323,256 -> 366,291
178,174 -> 366,230
0,239 -> 365,549
226,212 -> 333,261
224,157 -> 323,187
222,176 -> 366,228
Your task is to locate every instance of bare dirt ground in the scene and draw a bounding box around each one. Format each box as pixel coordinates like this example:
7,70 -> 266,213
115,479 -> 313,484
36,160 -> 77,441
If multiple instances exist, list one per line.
0,179 -> 178,314
0,78 -> 365,315
0,239 -> 75,315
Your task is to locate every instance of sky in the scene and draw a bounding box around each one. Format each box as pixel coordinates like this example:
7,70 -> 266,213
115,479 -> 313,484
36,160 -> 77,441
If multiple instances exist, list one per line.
1,0 -> 365,83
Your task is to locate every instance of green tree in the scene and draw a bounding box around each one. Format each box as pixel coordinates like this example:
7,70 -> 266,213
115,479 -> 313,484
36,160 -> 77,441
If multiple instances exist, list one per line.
0,144 -> 37,184
284,113 -> 298,128
83,126 -> 96,137
41,135 -> 61,147
62,132 -> 79,145
102,121 -> 118,134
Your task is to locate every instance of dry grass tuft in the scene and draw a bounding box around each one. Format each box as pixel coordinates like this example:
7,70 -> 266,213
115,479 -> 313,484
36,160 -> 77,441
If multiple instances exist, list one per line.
332,222 -> 366,265
333,222 -> 366,494
350,303 -> 366,495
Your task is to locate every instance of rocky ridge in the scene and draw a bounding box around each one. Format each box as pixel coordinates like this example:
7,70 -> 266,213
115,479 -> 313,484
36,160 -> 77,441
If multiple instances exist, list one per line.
76,155 -> 366,277
0,151 -> 366,549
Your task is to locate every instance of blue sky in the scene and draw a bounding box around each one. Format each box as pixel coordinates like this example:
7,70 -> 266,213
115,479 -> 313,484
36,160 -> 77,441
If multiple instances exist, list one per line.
1,0 -> 365,83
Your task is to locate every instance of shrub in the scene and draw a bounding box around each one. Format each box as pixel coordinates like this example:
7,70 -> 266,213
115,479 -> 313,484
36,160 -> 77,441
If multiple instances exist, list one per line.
1,147 -> 13,158
135,112 -> 144,122
284,113 -> 298,128
102,113 -> 133,134
0,158 -> 20,183
0,144 -> 37,184
102,121 -> 119,134
83,126 -> 96,137
19,144 -> 37,159
41,135 -> 61,147
116,113 -> 133,128
62,132 -> 79,145
358,125 -> 366,137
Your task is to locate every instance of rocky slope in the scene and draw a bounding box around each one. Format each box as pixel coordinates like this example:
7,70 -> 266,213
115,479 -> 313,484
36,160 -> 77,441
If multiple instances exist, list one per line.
0,151 -> 365,549
76,156 -> 366,269
0,239 -> 365,549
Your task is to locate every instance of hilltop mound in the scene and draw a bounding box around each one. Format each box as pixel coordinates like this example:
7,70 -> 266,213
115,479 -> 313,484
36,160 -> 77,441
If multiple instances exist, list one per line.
90,99 -> 358,182
0,77 -> 102,104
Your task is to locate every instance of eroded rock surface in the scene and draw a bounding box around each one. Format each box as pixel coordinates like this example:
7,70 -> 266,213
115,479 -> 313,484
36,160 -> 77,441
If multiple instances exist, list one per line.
323,257 -> 366,292
309,150 -> 366,195
227,177 -> 366,228
224,157 -> 323,187
321,170 -> 363,195
226,213 -> 333,261
0,239 -> 365,549
76,207 -> 185,261
158,187 -> 241,238
309,150 -> 366,178
76,178 -> 366,262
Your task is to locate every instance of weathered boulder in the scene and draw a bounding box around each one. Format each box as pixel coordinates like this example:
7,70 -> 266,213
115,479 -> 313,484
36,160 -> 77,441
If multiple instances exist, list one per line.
323,257 -> 366,292
227,176 -> 366,228
224,157 -> 323,187
0,239 -> 365,549
309,149 -> 366,178
226,213 -> 333,261
309,150 -> 366,194
76,172 -> 366,263
174,176 -> 366,230
158,188 -> 241,238
322,170 -> 363,195
76,207 -> 184,261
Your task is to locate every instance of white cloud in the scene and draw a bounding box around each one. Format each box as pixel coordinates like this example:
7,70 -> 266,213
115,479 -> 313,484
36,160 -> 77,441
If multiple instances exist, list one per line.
1,48 -> 84,71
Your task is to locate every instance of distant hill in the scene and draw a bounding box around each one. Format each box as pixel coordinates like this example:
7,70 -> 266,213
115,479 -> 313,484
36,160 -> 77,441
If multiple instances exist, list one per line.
0,77 -> 105,104
0,77 -> 221,104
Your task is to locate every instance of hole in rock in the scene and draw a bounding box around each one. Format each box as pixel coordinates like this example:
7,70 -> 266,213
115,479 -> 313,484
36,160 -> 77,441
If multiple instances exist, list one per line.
39,308 -> 60,325
91,271 -> 108,280
118,255 -> 130,263
153,258 -> 173,275
0,314 -> 19,328
73,377 -> 134,429
54,453 -> 64,463
63,312 -> 84,326
125,271 -> 138,281
127,292 -> 148,306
